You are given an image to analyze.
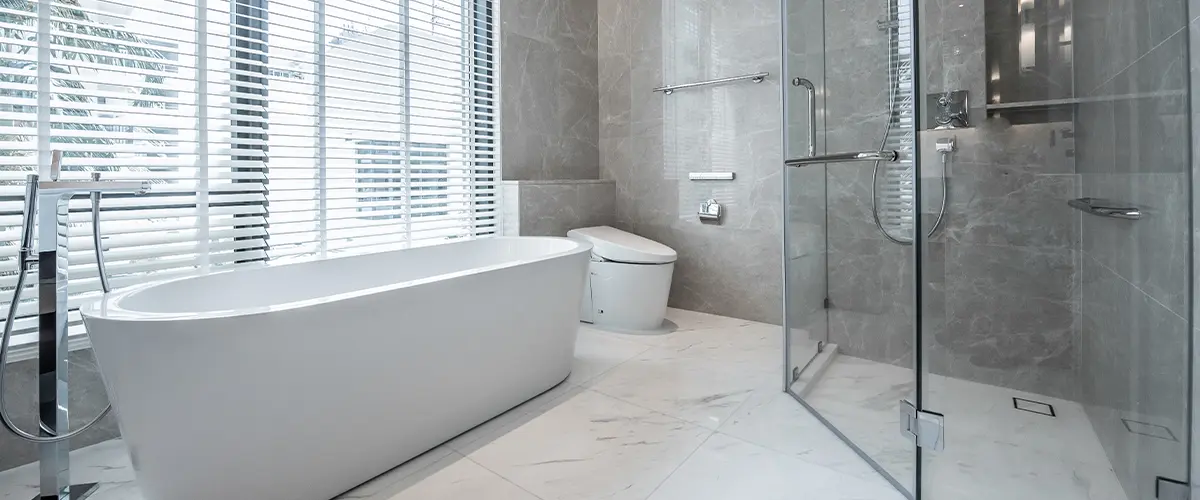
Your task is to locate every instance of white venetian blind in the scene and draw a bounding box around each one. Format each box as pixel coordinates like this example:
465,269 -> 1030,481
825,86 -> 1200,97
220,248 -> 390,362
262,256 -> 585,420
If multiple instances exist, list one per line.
257,0 -> 500,259
0,0 -> 498,343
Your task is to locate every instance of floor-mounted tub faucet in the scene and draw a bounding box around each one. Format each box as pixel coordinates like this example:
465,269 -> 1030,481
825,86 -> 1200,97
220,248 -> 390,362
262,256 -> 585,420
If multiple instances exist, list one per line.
0,150 -> 151,500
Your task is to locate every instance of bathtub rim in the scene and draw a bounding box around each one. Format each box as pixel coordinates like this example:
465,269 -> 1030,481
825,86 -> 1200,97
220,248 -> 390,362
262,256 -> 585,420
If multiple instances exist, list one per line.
80,236 -> 592,322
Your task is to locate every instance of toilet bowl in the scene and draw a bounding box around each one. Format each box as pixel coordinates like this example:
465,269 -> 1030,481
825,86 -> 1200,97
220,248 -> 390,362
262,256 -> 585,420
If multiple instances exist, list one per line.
567,226 -> 677,332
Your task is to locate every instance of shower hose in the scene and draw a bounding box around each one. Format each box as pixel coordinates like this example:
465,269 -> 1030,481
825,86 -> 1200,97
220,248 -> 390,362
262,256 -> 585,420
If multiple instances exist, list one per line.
871,6 -> 948,245
0,186 -> 115,443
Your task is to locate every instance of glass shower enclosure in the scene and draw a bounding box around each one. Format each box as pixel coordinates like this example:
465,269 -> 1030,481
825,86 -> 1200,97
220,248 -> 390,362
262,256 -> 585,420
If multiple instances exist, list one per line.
782,0 -> 1196,499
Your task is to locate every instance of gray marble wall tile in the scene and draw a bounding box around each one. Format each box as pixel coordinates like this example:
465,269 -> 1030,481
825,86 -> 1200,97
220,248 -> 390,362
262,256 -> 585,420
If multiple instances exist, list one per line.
1080,256 -> 1189,500
619,220 -> 783,323
929,243 -> 1079,399
1076,7 -> 1193,497
501,180 -> 616,237
501,0 -> 600,181
933,161 -> 1079,249
1191,7 -> 1200,496
1074,0 -> 1189,97
787,252 -> 827,361
1,349 -> 119,471
1082,172 -> 1190,315
826,237 -> 915,365
598,0 -> 785,324
911,5 -> 1082,398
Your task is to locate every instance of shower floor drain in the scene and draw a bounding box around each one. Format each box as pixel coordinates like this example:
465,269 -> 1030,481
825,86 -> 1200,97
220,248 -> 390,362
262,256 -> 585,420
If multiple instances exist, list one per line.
1012,397 -> 1056,417
1122,419 -> 1177,442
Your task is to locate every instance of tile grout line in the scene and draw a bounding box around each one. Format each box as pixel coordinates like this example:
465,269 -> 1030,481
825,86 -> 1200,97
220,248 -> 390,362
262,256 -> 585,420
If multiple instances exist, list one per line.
458,386 -> 718,500
711,425 -> 895,489
461,453 -> 551,500
639,430 -> 717,500
708,388 -> 902,489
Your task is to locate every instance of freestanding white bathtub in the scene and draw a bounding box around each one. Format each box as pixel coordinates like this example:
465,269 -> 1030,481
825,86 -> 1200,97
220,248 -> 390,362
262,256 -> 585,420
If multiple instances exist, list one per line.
80,237 -> 592,500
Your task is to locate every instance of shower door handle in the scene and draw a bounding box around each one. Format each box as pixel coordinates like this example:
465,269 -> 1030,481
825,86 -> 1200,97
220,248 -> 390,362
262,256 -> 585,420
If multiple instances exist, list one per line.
792,77 -> 817,158
785,150 -> 899,167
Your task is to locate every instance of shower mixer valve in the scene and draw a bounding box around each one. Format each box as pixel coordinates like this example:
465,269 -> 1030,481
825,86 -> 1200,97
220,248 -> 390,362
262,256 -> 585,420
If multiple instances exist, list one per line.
927,90 -> 970,129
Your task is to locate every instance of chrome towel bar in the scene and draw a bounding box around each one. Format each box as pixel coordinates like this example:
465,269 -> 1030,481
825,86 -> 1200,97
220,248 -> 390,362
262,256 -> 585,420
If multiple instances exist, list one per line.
654,72 -> 769,94
785,150 -> 899,167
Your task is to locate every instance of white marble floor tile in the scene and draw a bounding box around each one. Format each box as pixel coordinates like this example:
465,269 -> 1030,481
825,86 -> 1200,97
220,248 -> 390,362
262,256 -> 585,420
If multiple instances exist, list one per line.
717,389 -> 891,486
801,353 -> 1131,500
589,346 -> 778,429
445,381 -> 585,455
89,481 -> 142,500
664,308 -> 757,333
12,310 -> 1139,500
802,355 -> 917,492
467,389 -> 712,500
0,440 -> 136,500
567,328 -> 652,385
651,321 -> 781,360
335,445 -> 455,499
369,453 -> 539,500
646,433 -> 904,500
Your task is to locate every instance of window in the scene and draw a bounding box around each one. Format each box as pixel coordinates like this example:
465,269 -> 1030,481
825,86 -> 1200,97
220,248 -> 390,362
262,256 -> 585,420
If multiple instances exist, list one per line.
0,0 -> 498,346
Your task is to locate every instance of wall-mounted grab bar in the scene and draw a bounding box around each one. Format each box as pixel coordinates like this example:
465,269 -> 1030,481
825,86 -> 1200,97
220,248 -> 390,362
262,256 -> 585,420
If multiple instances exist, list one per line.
654,72 -> 769,94
785,150 -> 899,167
1068,198 -> 1142,220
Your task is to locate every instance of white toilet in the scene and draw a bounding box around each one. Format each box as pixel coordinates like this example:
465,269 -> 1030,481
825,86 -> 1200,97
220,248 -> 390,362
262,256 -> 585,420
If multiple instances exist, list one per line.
567,226 -> 677,332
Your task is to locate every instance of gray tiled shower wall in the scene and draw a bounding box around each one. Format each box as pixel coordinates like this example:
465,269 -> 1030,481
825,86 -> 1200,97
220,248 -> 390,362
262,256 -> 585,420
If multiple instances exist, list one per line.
1076,0 -> 1194,498
598,0 -> 1091,392
791,0 -> 1085,400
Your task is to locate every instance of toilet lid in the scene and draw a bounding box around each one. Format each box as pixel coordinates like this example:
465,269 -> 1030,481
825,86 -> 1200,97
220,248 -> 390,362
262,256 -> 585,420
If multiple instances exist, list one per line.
566,226 -> 677,264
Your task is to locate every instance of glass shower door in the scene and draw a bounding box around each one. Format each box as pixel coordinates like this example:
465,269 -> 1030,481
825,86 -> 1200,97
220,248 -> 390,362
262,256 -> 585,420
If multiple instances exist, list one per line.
782,0 -> 827,398
782,0 -> 920,495
913,1 -> 1194,500
785,0 -> 1195,498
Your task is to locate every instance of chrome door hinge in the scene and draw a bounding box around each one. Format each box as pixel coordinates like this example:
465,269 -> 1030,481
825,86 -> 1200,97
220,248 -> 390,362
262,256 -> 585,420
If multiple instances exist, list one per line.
900,400 -> 944,451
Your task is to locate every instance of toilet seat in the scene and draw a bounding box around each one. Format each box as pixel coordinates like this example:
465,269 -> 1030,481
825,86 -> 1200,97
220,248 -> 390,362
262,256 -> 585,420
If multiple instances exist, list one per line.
566,226 -> 677,264
568,226 -> 677,332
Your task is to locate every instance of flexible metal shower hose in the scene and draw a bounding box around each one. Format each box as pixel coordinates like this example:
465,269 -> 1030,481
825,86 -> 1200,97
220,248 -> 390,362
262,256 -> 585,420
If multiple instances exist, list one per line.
871,4 -> 947,245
